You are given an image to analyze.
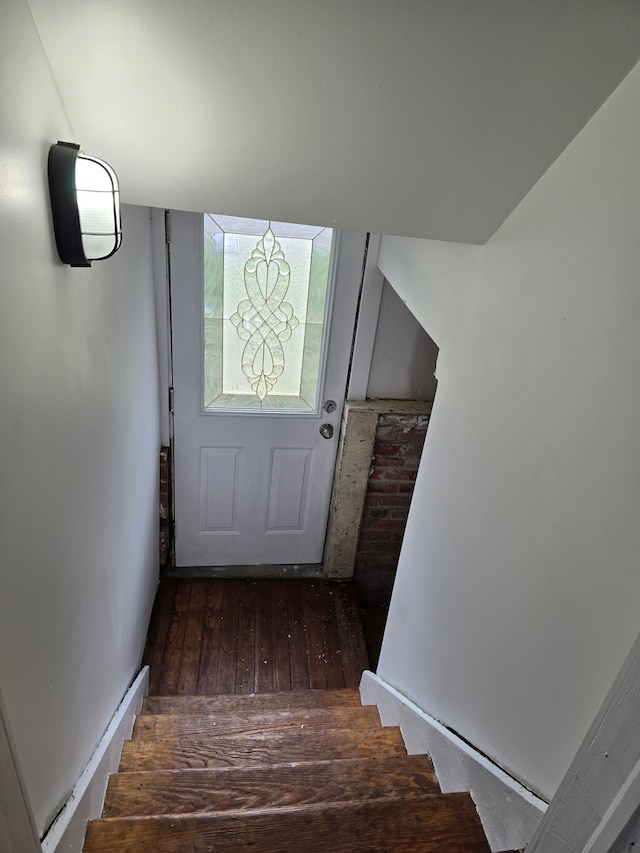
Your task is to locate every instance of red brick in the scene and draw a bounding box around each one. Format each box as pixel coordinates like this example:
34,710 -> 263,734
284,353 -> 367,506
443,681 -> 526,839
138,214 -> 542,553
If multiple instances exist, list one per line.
360,527 -> 401,540
356,540 -> 399,554
364,494 -> 383,508
367,518 -> 403,530
364,508 -> 389,520
355,414 -> 427,597
368,481 -> 399,494
355,559 -> 399,573
359,521 -> 385,534
373,443 -> 404,456
372,456 -> 406,467
358,525 -> 406,543
384,469 -> 417,481
379,470 -> 406,481
357,530 -> 394,542
375,494 -> 411,507
401,425 -> 428,437
368,468 -> 386,481
389,507 -> 411,519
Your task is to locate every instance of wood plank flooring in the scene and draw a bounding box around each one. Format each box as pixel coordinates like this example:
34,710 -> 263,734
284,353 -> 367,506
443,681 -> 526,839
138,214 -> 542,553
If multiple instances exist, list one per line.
143,579 -> 370,695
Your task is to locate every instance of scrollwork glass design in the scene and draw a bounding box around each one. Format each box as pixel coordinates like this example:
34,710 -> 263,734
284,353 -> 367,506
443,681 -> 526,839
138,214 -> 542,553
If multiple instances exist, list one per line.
230,228 -> 299,400
203,214 -> 333,413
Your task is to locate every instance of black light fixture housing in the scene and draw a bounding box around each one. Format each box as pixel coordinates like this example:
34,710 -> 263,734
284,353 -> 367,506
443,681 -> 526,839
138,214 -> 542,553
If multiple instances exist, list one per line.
48,141 -> 122,267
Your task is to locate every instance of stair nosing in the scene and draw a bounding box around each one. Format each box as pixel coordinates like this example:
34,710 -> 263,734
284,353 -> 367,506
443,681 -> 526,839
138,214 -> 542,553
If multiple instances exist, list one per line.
93,792 -> 462,824
109,754 -> 436,776
133,705 -> 382,736
124,726 -> 404,744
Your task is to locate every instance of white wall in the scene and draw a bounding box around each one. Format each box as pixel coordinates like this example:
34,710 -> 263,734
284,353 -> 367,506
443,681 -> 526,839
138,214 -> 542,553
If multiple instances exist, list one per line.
366,281 -> 439,401
27,0 -> 640,244
378,60 -> 640,801
0,0 -> 160,835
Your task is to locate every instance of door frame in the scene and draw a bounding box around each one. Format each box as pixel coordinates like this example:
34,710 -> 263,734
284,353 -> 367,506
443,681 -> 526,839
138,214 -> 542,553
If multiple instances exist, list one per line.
347,233 -> 385,400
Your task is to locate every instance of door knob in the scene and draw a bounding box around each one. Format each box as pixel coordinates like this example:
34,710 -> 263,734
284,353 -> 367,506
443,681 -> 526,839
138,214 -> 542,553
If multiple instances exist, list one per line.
319,423 -> 334,439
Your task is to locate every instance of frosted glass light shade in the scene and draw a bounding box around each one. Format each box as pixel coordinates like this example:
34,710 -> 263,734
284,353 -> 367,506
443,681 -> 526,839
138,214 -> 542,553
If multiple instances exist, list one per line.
48,141 -> 122,267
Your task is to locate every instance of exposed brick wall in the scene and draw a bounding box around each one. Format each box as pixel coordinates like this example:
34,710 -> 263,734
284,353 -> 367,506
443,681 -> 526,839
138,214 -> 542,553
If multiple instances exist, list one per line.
354,413 -> 430,607
159,446 -> 172,568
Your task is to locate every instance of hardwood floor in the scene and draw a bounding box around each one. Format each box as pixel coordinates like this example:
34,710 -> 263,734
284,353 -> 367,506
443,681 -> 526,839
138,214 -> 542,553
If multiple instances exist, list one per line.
143,579 -> 370,695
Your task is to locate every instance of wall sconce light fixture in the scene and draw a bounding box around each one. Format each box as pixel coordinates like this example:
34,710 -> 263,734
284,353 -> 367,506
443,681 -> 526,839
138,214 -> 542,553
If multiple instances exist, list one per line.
48,141 -> 122,267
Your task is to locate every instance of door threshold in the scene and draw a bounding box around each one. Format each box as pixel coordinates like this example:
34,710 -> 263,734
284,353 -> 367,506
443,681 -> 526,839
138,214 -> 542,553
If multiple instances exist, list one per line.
162,564 -> 325,580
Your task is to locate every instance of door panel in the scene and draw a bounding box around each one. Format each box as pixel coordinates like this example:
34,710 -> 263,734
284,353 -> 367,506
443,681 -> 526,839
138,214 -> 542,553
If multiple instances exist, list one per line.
171,211 -> 365,567
266,448 -> 314,532
199,447 -> 240,531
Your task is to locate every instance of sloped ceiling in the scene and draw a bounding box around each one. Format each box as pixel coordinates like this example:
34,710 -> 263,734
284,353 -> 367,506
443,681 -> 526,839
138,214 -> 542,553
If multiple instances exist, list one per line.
28,0 -> 640,242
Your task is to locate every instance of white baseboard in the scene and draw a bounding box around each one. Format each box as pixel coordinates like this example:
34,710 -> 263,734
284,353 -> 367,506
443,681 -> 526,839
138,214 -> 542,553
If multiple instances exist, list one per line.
360,671 -> 547,852
41,667 -> 149,853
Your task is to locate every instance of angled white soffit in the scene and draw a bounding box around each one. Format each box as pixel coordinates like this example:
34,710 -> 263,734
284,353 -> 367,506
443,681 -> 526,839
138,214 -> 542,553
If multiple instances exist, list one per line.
28,0 -> 640,243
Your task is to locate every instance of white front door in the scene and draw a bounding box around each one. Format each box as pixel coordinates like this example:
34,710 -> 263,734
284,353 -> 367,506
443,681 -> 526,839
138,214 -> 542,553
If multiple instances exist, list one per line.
171,211 -> 365,568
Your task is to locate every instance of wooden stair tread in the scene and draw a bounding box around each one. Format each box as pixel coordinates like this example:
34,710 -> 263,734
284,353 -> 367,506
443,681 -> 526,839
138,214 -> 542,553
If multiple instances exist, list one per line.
88,686 -> 494,851
85,793 -> 491,852
141,688 -> 362,715
132,705 -> 381,739
103,755 -> 439,816
119,726 -> 407,771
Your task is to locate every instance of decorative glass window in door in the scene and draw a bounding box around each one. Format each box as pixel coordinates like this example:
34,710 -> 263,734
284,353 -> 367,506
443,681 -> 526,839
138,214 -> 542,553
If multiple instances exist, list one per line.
203,214 -> 334,412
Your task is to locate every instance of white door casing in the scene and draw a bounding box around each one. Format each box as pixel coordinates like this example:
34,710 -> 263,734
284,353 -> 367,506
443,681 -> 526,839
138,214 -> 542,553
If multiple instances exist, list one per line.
171,211 -> 366,567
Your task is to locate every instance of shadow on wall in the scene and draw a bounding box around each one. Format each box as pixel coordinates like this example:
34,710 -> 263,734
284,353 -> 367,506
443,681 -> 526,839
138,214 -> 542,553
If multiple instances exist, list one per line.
367,281 -> 439,402
357,282 -> 439,665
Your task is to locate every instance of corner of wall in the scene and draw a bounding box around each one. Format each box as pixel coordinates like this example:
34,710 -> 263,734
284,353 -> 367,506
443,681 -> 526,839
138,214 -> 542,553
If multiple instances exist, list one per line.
359,671 -> 546,852
40,668 -> 149,853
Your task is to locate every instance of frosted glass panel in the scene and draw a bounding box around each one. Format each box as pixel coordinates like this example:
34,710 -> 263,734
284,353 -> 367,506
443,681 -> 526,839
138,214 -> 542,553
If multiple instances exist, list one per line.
75,156 -> 115,191
75,154 -> 120,260
81,233 -> 118,259
77,191 -> 115,231
203,214 -> 333,413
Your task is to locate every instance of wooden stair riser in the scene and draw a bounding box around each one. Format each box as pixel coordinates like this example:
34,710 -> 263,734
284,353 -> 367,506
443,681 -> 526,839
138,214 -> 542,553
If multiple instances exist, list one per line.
119,726 -> 407,772
103,755 -> 439,817
84,794 -> 491,853
141,688 -> 362,715
132,705 -> 381,739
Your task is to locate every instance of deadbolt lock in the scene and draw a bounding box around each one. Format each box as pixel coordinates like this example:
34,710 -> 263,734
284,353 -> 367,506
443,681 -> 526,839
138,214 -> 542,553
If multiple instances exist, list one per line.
323,400 -> 337,413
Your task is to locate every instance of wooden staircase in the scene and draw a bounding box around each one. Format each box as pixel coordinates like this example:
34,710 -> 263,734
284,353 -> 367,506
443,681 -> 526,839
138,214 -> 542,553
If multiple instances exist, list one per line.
83,689 -> 494,852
